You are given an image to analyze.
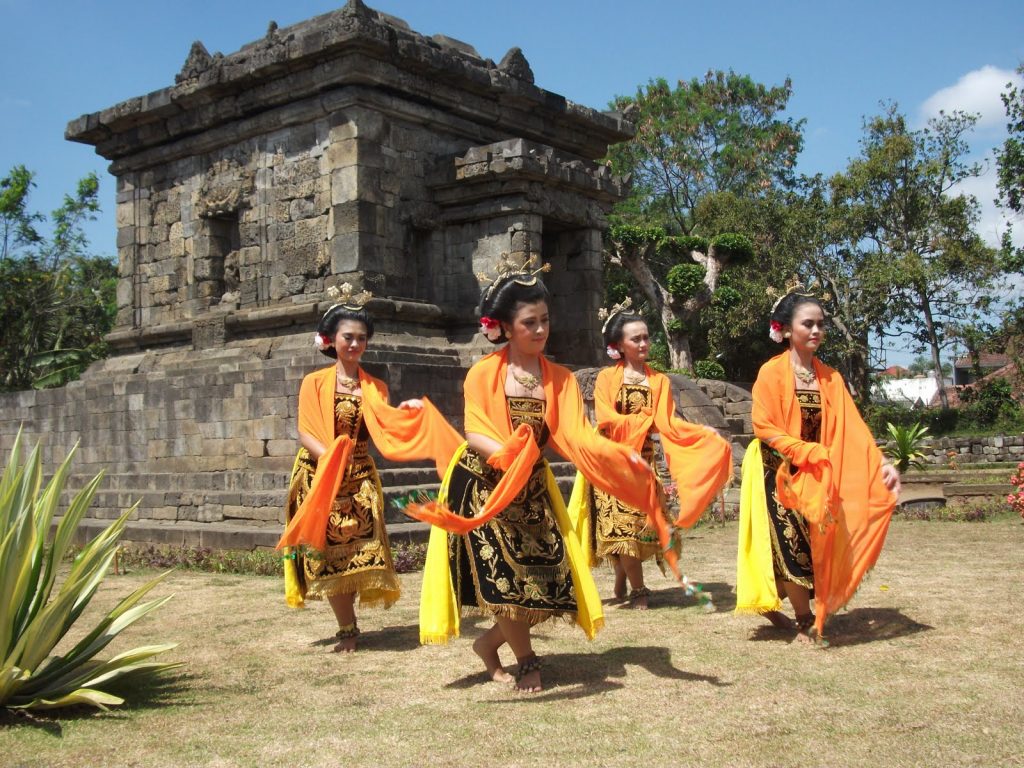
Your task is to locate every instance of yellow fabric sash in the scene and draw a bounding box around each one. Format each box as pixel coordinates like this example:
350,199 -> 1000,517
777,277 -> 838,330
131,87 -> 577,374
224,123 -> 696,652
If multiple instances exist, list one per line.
282,450 -> 307,609
418,444 -> 604,644
734,439 -> 782,615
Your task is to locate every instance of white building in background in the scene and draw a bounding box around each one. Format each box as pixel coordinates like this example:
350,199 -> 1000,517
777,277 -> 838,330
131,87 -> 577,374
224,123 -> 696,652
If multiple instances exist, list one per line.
872,374 -> 951,408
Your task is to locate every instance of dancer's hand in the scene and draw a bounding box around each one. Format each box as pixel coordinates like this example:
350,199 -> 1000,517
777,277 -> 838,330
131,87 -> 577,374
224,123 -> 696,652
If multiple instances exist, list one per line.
881,463 -> 901,496
398,398 -> 424,410
628,451 -> 652,473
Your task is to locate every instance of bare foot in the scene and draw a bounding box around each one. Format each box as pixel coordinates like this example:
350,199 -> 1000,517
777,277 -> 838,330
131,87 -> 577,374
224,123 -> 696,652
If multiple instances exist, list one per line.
626,586 -> 650,611
514,655 -> 542,693
764,610 -> 795,630
473,635 -> 513,683
792,615 -> 816,646
515,669 -> 542,693
333,636 -> 357,653
333,623 -> 359,653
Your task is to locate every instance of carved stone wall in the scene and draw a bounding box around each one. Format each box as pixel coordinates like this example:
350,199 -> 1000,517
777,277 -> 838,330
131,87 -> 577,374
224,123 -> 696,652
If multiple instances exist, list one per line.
0,0 -> 637,546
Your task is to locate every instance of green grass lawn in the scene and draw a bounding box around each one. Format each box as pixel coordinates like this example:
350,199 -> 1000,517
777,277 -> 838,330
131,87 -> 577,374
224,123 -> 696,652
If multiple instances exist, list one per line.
3,518 -> 1023,767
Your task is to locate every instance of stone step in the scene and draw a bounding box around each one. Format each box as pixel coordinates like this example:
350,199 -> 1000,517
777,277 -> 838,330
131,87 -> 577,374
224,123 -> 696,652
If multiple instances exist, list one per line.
66,458 -> 580,493
60,516 -> 433,551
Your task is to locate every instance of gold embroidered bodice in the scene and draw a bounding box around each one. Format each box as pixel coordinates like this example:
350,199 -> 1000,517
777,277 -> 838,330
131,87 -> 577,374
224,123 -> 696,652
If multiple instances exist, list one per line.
335,393 -> 370,457
617,383 -> 652,416
617,384 -> 654,457
763,389 -> 822,471
507,396 -> 548,448
795,389 -> 822,442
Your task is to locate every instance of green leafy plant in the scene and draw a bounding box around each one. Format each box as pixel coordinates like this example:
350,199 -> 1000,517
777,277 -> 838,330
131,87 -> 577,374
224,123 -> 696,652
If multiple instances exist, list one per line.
0,431 -> 182,711
883,422 -> 931,473
693,359 -> 726,380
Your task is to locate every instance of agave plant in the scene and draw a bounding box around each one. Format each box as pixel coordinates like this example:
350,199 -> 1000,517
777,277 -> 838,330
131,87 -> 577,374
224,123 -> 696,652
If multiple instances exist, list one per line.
0,431 -> 182,711
883,421 -> 931,473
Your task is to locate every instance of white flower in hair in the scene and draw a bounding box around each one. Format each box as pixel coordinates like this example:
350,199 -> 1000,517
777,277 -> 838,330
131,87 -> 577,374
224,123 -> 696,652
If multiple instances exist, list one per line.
606,345 -> 622,360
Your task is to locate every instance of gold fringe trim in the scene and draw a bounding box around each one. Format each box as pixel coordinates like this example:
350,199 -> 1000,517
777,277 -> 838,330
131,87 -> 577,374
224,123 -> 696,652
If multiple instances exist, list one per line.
595,539 -> 661,563
420,632 -> 457,646
734,600 -> 783,616
462,604 -> 580,629
305,568 -> 401,607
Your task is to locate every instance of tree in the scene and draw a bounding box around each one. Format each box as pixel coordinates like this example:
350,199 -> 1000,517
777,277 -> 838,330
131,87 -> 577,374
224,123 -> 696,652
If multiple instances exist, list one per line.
0,166 -> 114,391
605,72 -> 804,370
0,165 -> 43,260
829,105 -> 1000,408
996,63 -> 1024,215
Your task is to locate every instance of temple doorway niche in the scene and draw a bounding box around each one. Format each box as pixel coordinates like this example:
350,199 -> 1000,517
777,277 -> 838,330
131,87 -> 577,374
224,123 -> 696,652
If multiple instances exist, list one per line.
541,222 -> 603,366
193,213 -> 240,307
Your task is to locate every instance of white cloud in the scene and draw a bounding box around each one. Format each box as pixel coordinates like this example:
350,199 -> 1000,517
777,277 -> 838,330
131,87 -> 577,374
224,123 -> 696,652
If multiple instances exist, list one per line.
950,164 -> 1023,249
920,65 -> 1022,130
0,96 -> 31,109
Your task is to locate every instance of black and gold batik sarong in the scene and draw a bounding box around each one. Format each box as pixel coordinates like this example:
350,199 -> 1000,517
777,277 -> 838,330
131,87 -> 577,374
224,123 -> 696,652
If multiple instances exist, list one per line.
589,383 -> 670,564
285,393 -> 400,606
446,397 -> 577,625
761,389 -> 821,591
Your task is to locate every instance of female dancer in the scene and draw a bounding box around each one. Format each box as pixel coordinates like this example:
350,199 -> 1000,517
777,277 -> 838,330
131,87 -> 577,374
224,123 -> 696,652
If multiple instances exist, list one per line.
278,284 -> 460,652
410,262 -> 662,692
735,290 -> 900,643
580,302 -> 732,608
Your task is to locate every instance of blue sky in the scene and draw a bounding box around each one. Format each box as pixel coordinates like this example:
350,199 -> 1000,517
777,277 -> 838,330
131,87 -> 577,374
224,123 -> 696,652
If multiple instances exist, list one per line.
2,0 -> 1022,363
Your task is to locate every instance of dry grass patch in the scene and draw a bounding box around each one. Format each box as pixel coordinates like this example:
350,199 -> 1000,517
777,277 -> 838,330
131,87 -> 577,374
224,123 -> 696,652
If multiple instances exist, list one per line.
2,519 -> 1022,767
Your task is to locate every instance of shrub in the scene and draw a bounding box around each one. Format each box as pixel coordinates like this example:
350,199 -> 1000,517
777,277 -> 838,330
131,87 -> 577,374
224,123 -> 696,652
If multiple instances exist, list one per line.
665,263 -> 706,301
1009,462 -> 1024,520
0,432 -> 181,711
883,422 -> 930,473
694,359 -> 726,380
959,378 -> 1020,427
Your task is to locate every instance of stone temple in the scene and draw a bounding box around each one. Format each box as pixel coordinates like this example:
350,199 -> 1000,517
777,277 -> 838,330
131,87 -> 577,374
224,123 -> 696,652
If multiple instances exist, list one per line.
0,1 -> 744,546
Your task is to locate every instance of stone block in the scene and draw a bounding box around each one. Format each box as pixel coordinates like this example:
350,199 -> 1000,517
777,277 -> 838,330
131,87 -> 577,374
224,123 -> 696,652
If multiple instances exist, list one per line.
331,166 -> 359,205
330,232 -> 361,273
289,197 -> 317,221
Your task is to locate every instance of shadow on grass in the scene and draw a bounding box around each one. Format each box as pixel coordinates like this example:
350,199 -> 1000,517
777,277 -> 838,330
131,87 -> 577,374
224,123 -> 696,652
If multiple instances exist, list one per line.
310,616 -> 496,653
445,644 -> 731,701
746,607 -> 933,647
826,607 -> 934,647
0,671 -> 193,733
644,581 -> 737,613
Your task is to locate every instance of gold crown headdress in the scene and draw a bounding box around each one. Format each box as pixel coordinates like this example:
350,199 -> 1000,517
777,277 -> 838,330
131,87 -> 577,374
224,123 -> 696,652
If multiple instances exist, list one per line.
326,282 -> 373,311
766,275 -> 831,312
597,296 -> 634,333
476,253 -> 551,302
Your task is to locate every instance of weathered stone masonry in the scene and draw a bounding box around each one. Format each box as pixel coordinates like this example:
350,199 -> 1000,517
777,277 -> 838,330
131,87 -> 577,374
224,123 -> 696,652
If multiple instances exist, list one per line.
0,1 -> 645,546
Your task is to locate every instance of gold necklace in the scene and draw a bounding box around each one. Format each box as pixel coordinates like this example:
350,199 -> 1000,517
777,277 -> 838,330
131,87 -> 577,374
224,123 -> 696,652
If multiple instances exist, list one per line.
336,368 -> 359,390
793,364 -> 816,386
623,368 -> 646,385
511,368 -> 541,392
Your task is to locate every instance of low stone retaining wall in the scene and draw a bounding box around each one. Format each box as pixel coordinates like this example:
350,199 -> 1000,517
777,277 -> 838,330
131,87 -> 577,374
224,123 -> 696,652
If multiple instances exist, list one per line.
916,435 -> 1024,466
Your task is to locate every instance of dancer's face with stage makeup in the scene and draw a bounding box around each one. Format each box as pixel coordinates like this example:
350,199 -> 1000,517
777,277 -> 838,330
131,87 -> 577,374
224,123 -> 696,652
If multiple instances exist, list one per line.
786,302 -> 826,357
617,320 -> 650,367
503,300 -> 550,357
333,319 -> 369,365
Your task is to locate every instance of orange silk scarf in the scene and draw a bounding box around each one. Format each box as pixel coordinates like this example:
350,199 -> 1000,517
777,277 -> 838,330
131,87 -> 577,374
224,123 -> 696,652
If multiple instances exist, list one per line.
277,365 -> 462,552
405,347 -> 661,535
594,364 -> 733,528
752,351 -> 896,633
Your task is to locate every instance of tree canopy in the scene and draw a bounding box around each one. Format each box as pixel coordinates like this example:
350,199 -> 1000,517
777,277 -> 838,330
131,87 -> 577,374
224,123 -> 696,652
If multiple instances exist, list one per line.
0,166 -> 115,391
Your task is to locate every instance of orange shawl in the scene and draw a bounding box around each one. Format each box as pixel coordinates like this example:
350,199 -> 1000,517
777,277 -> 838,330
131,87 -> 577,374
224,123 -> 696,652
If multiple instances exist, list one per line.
752,351 -> 896,633
594,364 -> 733,528
277,365 -> 462,552
405,348 -> 661,535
